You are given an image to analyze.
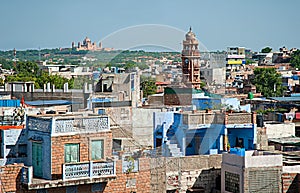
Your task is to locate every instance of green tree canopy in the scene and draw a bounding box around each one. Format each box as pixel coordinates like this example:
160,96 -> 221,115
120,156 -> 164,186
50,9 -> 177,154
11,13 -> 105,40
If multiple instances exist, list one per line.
0,58 -> 13,69
261,47 -> 272,53
6,61 -> 74,89
13,61 -> 40,76
140,76 -> 157,97
290,49 -> 300,69
252,68 -> 284,97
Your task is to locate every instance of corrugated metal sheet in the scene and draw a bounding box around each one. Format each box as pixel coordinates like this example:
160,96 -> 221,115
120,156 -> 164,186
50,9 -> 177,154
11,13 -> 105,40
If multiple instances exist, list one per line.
269,97 -> 300,102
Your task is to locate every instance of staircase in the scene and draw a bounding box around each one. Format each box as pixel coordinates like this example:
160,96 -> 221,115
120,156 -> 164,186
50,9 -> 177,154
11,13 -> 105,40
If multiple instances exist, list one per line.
165,126 -> 183,157
166,139 -> 183,157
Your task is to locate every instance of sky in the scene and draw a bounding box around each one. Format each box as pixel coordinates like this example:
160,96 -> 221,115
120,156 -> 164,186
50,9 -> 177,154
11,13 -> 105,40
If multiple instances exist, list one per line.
1,0 -> 300,52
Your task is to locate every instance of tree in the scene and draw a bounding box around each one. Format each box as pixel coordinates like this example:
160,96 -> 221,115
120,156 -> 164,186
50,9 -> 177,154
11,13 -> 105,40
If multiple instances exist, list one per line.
252,68 -> 284,97
290,49 -> 300,69
261,47 -> 272,53
6,61 -> 73,89
0,58 -> 13,69
124,60 -> 137,70
140,76 -> 157,97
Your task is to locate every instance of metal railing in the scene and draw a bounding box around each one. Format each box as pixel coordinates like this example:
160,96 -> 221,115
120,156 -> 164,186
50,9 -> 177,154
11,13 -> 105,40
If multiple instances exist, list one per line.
63,161 -> 116,180
21,161 -> 115,184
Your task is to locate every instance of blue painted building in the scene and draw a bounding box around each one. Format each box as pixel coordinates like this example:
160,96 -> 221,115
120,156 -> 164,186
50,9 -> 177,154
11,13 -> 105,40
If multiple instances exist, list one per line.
153,111 -> 256,157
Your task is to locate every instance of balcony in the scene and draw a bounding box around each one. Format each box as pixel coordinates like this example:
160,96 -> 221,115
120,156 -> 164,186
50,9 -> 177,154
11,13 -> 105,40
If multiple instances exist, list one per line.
21,161 -> 116,190
63,161 -> 115,180
27,115 -> 110,135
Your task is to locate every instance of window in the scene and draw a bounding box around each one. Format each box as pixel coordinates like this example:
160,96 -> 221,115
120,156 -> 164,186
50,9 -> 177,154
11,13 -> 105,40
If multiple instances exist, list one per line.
113,139 -> 122,151
98,109 -> 105,115
64,144 -> 79,163
225,171 -> 240,193
6,145 -> 16,158
91,140 -> 104,160
121,108 -> 129,120
91,183 -> 104,192
18,144 -> 27,157
122,154 -> 139,173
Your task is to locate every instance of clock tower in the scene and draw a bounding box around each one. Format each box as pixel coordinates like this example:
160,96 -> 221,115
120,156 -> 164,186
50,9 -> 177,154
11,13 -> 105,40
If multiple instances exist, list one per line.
181,27 -> 201,90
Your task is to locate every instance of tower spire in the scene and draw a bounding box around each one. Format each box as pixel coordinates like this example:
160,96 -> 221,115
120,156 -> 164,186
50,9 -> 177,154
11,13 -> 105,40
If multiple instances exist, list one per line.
181,28 -> 201,90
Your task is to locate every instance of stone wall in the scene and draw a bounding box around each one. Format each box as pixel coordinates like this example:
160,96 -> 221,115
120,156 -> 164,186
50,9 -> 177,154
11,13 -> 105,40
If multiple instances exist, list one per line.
245,167 -> 282,193
151,155 -> 222,193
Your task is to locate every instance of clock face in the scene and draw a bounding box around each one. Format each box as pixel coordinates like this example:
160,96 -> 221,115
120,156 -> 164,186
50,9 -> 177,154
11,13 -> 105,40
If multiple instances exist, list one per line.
184,58 -> 189,64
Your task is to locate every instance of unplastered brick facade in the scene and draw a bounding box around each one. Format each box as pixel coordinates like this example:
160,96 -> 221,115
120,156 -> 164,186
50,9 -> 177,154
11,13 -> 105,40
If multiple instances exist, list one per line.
103,158 -> 151,193
23,157 -> 151,193
51,131 -> 113,179
282,173 -> 300,193
0,163 -> 23,193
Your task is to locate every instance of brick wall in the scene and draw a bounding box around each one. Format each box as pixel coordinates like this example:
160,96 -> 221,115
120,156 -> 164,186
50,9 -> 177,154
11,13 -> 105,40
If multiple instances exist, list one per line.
164,93 -> 192,106
24,157 -> 151,193
282,173 -> 300,193
0,163 -> 23,193
103,157 -> 151,193
51,131 -> 112,179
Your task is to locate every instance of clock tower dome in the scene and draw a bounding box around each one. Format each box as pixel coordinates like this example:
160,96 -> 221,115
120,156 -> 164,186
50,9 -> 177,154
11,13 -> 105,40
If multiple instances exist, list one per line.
181,27 -> 201,90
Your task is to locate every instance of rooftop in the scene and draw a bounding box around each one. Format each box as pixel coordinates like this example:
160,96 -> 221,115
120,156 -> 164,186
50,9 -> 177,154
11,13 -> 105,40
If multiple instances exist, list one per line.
269,136 -> 300,145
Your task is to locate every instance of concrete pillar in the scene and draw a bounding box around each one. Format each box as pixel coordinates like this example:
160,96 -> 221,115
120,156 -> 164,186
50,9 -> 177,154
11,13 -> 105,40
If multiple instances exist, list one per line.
23,83 -> 27,92
83,82 -> 88,93
88,84 -> 92,93
46,83 -> 51,92
52,84 -> 55,93
43,84 -> 46,92
64,83 -> 69,93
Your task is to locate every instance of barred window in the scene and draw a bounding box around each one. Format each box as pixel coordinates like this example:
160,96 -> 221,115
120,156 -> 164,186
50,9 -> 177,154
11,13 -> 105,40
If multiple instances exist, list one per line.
225,171 -> 240,193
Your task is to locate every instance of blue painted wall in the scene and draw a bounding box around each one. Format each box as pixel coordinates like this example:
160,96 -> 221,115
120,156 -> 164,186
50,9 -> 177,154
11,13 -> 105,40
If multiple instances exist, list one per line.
153,111 -> 174,148
185,124 -> 225,155
0,100 -> 20,107
227,127 -> 254,150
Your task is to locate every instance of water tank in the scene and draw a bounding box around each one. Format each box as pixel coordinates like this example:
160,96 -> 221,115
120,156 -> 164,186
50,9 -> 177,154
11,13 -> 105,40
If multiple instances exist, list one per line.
248,92 -> 254,99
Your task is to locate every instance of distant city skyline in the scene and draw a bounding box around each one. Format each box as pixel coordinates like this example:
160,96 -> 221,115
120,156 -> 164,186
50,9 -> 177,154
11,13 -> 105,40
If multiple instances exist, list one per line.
1,0 -> 300,52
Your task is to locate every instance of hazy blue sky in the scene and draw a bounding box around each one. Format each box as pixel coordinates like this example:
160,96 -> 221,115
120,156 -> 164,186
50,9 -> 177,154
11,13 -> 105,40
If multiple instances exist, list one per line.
1,0 -> 300,51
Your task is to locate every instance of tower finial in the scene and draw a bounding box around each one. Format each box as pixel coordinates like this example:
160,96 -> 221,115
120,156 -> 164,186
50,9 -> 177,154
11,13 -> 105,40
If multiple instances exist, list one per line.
189,26 -> 192,31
